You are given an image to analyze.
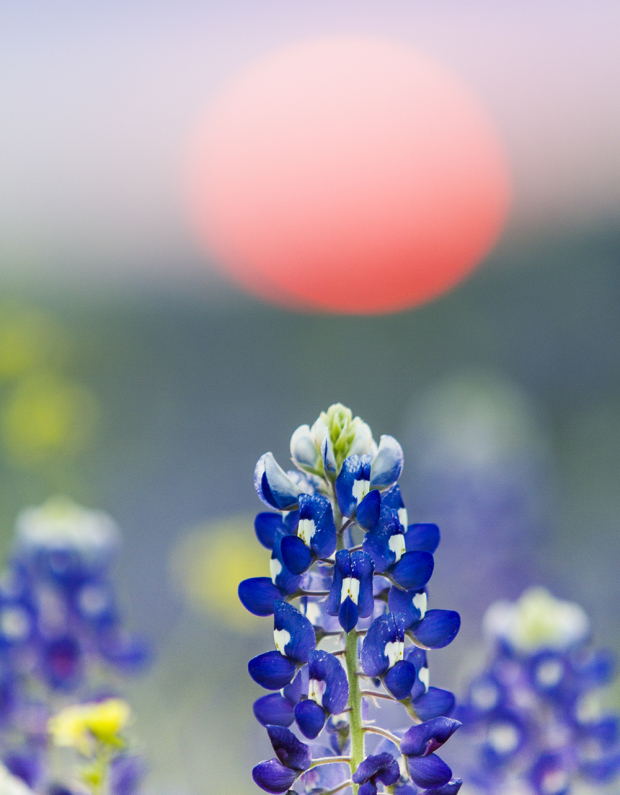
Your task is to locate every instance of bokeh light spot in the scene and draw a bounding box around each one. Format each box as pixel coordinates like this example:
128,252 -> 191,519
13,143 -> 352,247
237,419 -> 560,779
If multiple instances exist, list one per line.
187,36 -> 511,314
170,517 -> 266,633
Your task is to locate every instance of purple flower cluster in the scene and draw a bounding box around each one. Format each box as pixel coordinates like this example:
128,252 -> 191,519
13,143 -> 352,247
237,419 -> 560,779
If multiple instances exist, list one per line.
239,405 -> 462,795
456,588 -> 620,795
0,497 -> 148,795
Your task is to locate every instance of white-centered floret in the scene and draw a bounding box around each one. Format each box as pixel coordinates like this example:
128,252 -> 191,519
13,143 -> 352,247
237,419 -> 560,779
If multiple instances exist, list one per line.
388,534 -> 406,562
308,677 -> 327,706
298,518 -> 317,546
341,577 -> 360,605
274,629 -> 291,654
352,478 -> 370,505
384,640 -> 404,667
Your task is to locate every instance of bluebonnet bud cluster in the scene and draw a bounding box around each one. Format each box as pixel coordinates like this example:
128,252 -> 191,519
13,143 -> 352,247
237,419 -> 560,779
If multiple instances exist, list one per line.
456,588 -> 620,795
239,405 -> 462,795
0,497 -> 148,795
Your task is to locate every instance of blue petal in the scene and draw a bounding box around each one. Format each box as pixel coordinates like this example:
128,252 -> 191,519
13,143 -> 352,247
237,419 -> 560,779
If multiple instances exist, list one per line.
267,726 -> 312,771
414,688 -> 456,721
255,513 -> 286,550
361,613 -> 407,677
271,532 -> 303,595
380,483 -> 405,512
405,523 -> 440,554
335,455 -> 370,517
362,510 -> 402,572
407,754 -> 452,789
353,753 -> 399,785
298,494 -> 337,559
351,551 -> 375,618
401,717 -> 461,757
358,783 -> 378,795
370,435 -> 404,488
577,649 -> 615,687
239,578 -> 282,617
280,536 -> 312,575
325,551 -> 346,616
357,489 -> 381,530
252,759 -> 297,793
255,453 -> 300,511
249,651 -> 297,690
424,780 -> 463,795
411,611 -> 460,649
109,755 -> 144,795
384,660 -> 416,700
388,586 -> 426,628
43,636 -> 82,689
309,650 -> 349,715
254,694 -> 295,727
294,699 -> 325,739
392,551 -> 434,591
283,667 -> 306,704
274,601 -> 315,663
339,597 -> 359,633
580,754 -> 620,783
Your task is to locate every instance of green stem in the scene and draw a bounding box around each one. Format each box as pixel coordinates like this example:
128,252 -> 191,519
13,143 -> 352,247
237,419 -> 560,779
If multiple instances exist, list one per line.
345,629 -> 364,791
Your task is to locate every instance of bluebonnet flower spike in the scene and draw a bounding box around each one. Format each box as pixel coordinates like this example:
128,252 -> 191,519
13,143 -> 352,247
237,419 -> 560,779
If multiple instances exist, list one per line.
457,587 -> 620,794
241,406 -> 461,795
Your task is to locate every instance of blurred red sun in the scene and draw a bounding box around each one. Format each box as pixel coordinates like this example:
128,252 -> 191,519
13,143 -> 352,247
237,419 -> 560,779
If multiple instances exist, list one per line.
186,37 -> 511,314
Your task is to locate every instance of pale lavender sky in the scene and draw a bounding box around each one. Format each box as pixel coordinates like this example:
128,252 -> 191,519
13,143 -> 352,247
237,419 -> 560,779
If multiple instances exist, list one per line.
1,0 -> 619,288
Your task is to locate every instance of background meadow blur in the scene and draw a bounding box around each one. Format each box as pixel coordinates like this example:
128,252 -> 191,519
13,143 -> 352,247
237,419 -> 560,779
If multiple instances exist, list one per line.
1,1 -> 620,793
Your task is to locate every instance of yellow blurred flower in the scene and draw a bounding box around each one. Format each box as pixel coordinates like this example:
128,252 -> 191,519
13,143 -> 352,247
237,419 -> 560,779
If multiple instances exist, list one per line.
170,516 -> 267,632
48,699 -> 131,756
0,303 -> 68,381
2,372 -> 99,465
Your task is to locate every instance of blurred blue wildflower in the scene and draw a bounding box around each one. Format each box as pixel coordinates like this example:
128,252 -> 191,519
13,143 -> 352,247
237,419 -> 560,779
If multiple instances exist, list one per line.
240,404 -> 462,795
0,497 -> 149,795
456,587 -> 620,795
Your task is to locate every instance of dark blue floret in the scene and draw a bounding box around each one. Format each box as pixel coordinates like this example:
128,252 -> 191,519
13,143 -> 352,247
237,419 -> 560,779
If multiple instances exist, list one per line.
254,693 -> 296,727
353,752 -> 400,795
384,659 -> 417,699
281,494 -> 337,574
361,613 -> 408,678
273,601 -> 315,664
406,753 -> 453,789
410,610 -> 461,650
266,725 -> 312,771
294,698 -> 325,739
252,759 -> 298,794
308,650 -> 349,715
239,577 -> 283,617
405,523 -> 441,554
392,551 -> 434,591
401,717 -> 461,757
326,550 -> 374,632
249,651 -> 298,690
388,586 -> 426,628
270,530 -> 303,596
335,455 -> 372,517
414,688 -> 456,721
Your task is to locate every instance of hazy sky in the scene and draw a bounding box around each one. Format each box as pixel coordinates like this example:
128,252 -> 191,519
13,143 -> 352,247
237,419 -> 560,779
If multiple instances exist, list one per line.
1,0 -> 619,287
